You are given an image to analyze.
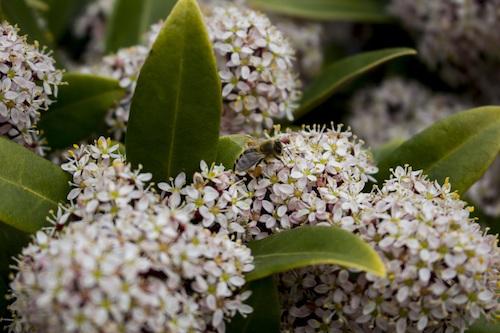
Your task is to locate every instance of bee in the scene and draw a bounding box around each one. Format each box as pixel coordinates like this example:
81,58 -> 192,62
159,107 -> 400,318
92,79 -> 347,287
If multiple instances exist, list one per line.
235,139 -> 284,172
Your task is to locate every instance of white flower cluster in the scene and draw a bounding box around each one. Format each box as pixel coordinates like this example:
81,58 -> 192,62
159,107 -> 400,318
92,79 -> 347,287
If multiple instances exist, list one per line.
200,0 -> 323,79
87,4 -> 302,140
468,156 -> 500,218
205,6 -> 302,135
389,0 -> 500,102
159,162 -> 252,237
81,46 -> 149,141
280,166 -> 500,333
0,21 -> 63,155
8,137 -> 254,333
349,77 -> 469,147
160,125 -> 378,240
60,137 -> 156,220
9,210 -> 253,333
73,0 -> 115,59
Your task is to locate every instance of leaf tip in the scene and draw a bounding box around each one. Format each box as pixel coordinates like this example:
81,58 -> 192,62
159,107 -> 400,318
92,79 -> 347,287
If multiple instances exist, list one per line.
370,259 -> 387,278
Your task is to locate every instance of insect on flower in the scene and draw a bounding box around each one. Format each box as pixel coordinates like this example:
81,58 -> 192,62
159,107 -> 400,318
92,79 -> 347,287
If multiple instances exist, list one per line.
235,138 -> 284,172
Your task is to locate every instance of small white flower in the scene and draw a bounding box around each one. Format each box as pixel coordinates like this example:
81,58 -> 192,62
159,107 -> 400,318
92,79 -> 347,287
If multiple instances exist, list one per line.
204,5 -> 302,135
8,137 -> 254,333
0,22 -> 63,155
279,166 -> 500,332
159,125 -> 377,242
8,209 -> 254,333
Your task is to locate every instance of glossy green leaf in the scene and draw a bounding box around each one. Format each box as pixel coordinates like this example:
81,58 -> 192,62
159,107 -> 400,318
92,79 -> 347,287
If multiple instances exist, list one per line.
39,73 -> 126,150
377,107 -> 500,194
105,0 -> 177,53
0,138 -> 70,233
126,0 -> 222,183
215,135 -> 252,169
373,138 -> 404,164
294,48 -> 416,119
0,0 -> 53,47
248,0 -> 391,22
227,277 -> 280,333
466,318 -> 500,333
246,226 -> 386,282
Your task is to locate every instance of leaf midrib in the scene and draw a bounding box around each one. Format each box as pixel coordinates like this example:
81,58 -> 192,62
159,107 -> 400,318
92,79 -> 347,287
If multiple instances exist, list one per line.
165,16 -> 186,177
0,173 -> 59,206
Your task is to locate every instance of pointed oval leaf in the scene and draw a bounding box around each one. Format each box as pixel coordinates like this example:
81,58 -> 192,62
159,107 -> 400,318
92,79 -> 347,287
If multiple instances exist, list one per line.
126,0 -> 222,183
373,138 -> 405,164
105,0 -> 177,53
39,73 -> 126,149
248,0 -> 391,22
215,135 -> 253,170
246,226 -> 386,282
294,48 -> 416,119
377,107 -> 500,194
226,277 -> 280,333
0,138 -> 69,233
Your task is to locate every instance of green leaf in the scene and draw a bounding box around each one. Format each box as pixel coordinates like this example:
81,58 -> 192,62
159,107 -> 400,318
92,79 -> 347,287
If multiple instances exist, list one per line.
39,73 -> 126,150
215,135 -> 253,170
126,0 -> 222,183
0,0 -> 54,47
377,107 -> 500,194
294,48 -> 416,120
227,277 -> 280,333
248,0 -> 392,22
373,138 -> 405,164
0,138 -> 69,233
246,226 -> 386,282
105,0 -> 177,53
466,318 -> 500,333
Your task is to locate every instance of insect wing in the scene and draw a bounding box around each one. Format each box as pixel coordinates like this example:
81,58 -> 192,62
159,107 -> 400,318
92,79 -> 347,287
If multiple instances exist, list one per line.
236,149 -> 265,171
